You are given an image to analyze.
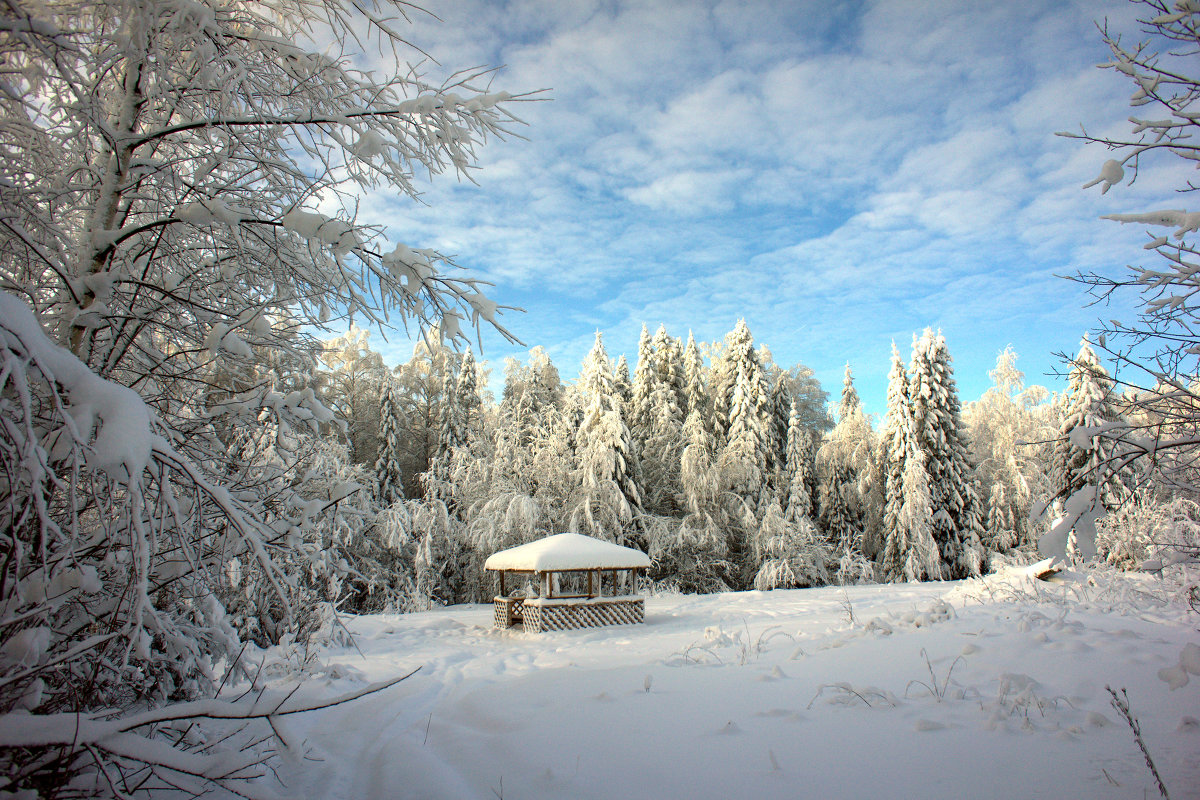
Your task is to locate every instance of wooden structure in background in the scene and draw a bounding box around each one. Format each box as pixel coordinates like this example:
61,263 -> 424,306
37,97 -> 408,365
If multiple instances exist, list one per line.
484,533 -> 651,633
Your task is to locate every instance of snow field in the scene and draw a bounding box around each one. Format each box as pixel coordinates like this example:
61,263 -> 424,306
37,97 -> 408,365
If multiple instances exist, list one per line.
274,568 -> 1199,799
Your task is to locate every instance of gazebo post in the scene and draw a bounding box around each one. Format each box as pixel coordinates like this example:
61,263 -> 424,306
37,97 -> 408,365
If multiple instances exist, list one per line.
542,571 -> 552,598
587,570 -> 595,598
499,570 -> 507,597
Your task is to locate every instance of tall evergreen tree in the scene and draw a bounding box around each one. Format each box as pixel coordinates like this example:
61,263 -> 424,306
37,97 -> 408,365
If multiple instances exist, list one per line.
642,371 -> 685,515
838,363 -> 861,422
571,333 -> 644,547
650,409 -> 730,593
818,365 -> 869,546
1052,335 -> 1131,514
784,398 -> 817,523
908,329 -> 984,578
712,320 -> 759,442
719,356 -> 773,585
630,324 -> 657,439
375,376 -> 405,505
457,348 -> 483,439
614,353 -> 633,407
879,343 -> 911,581
767,376 -> 792,493
682,330 -> 707,419
651,324 -> 686,411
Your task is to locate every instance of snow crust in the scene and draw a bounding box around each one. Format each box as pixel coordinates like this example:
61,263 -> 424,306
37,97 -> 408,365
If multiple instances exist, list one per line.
484,532 -> 651,572
259,566 -> 1199,800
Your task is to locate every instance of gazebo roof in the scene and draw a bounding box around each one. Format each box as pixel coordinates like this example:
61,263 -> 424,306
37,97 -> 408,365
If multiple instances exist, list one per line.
484,533 -> 650,572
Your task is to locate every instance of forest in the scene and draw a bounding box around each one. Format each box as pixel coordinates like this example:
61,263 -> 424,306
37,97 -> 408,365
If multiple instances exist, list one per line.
319,318 -> 1142,614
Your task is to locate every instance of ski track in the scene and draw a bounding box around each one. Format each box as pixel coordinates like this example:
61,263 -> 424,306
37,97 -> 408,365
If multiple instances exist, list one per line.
267,569 -> 1199,800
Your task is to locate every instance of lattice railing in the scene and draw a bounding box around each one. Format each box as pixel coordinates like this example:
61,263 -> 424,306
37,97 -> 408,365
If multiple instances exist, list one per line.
520,598 -> 644,633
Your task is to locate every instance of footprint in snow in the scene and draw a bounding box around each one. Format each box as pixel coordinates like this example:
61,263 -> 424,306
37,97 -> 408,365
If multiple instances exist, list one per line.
719,721 -> 741,735
914,719 -> 946,732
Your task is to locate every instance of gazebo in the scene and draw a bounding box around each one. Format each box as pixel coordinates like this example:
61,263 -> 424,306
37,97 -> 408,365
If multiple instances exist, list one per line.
484,533 -> 651,633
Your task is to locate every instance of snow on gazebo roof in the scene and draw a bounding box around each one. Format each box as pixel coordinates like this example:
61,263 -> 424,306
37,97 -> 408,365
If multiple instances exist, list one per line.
484,533 -> 651,572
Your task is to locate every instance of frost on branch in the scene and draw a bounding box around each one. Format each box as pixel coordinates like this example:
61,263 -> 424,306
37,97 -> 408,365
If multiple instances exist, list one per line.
1055,0 -> 1200,551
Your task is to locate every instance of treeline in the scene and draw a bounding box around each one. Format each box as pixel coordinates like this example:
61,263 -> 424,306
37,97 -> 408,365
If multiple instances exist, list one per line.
316,319 -> 1136,611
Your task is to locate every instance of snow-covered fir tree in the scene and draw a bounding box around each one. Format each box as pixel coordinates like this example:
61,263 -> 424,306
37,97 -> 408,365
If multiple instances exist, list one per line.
879,343 -> 912,581
651,324 -> 686,411
766,375 -> 792,494
818,365 -> 876,583
896,446 -> 944,582
655,409 -> 730,592
1052,335 -> 1132,515
711,319 -> 760,443
375,376 -> 406,506
682,330 -> 708,419
456,348 -> 484,442
570,333 -> 645,547
630,324 -> 657,440
642,368 -> 686,515
614,353 -> 633,407
908,330 -> 985,578
718,346 -> 774,584
818,366 -> 870,547
784,398 -> 818,523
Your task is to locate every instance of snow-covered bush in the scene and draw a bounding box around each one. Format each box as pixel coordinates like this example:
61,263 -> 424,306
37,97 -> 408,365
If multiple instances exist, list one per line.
1096,492 -> 1200,572
0,292 -> 286,790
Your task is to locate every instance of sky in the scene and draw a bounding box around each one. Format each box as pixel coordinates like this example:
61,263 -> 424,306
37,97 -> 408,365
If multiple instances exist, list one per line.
348,0 -> 1184,418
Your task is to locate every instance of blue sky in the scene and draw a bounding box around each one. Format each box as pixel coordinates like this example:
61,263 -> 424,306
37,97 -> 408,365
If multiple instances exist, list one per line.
351,0 -> 1181,418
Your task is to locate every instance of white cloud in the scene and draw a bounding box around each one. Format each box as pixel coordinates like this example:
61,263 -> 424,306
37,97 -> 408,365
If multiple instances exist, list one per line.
336,0 -> 1186,414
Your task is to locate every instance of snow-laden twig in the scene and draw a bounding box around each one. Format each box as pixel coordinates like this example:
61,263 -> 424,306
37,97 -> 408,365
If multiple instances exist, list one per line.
1107,685 -> 1171,799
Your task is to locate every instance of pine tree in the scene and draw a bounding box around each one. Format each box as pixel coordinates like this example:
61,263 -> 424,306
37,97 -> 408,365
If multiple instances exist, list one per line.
879,343 -> 911,581
898,446 -> 943,582
767,376 -> 792,493
630,324 -> 657,439
651,324 -> 686,411
908,329 -> 983,578
1053,335 -> 1131,514
642,370 -> 685,515
660,409 -> 730,592
682,330 -> 707,419
818,365 -> 869,548
571,333 -> 644,547
784,398 -> 817,523
838,363 -> 861,422
375,376 -> 405,505
712,320 -> 759,442
614,353 -> 633,407
457,348 -> 483,440
719,355 -> 774,585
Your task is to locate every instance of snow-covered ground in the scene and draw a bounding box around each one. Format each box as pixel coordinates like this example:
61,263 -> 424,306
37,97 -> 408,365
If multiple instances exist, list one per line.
271,566 -> 1199,799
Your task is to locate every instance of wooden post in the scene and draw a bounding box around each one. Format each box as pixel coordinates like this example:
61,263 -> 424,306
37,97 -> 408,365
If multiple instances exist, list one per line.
588,570 -> 595,598
542,571 -> 552,598
499,571 -> 506,597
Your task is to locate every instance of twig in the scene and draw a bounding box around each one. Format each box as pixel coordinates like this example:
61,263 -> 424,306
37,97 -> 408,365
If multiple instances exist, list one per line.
1107,685 -> 1170,799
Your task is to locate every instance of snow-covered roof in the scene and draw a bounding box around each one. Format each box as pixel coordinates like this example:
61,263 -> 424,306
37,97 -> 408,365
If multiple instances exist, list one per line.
484,533 -> 651,572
